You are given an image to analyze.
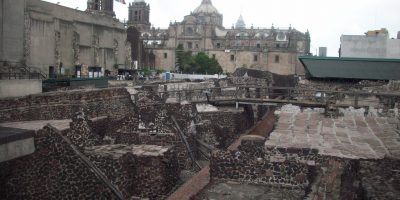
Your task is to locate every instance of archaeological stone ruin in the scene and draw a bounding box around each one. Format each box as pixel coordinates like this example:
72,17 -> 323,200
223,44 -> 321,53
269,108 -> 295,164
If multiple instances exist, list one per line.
1,70 -> 400,200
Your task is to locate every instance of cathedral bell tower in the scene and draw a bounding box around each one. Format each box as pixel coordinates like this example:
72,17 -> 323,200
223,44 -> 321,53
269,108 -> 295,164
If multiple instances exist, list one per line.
128,0 -> 151,32
87,0 -> 115,16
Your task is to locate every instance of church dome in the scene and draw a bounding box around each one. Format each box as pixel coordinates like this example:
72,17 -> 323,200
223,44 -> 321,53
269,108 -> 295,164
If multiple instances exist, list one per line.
235,14 -> 246,29
193,0 -> 220,14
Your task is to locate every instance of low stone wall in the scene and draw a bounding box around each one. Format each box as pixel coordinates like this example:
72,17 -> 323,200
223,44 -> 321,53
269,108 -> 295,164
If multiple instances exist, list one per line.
0,79 -> 42,98
306,159 -> 361,200
210,135 -> 362,198
210,136 -> 310,189
105,131 -> 193,170
0,126 -> 118,199
197,108 -> 252,149
360,159 -> 400,200
86,144 -> 180,200
0,87 -> 133,123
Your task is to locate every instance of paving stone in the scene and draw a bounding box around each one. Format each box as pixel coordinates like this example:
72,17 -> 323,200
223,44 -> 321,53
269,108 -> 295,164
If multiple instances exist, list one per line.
267,108 -> 400,160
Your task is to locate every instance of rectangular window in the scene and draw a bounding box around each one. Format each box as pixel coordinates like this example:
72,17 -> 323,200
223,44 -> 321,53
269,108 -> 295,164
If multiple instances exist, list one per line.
254,55 -> 258,62
276,44 -> 280,48
187,42 -> 193,49
217,43 -> 221,48
275,55 -> 280,63
230,55 -> 235,61
257,43 -> 261,48
164,53 -> 168,59
195,43 -> 199,49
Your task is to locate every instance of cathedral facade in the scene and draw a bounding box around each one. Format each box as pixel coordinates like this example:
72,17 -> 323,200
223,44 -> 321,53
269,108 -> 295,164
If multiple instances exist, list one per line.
128,0 -> 311,75
1,0 -> 128,78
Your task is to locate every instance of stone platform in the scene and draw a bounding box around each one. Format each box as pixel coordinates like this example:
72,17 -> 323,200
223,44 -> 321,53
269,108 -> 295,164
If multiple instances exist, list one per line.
0,127 -> 35,162
0,120 -> 71,131
85,144 -> 173,158
266,109 -> 400,160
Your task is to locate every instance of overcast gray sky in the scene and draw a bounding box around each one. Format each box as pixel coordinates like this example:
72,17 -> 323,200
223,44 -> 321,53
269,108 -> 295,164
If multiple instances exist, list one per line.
44,0 -> 400,56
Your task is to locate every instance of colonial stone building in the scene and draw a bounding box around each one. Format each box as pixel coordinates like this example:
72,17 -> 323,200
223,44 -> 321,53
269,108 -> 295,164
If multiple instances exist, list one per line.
0,0 -> 129,78
128,0 -> 311,75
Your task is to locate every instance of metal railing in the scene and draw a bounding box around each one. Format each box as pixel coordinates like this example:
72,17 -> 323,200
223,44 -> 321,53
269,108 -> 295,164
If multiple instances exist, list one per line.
0,72 -> 43,80
0,64 -> 47,80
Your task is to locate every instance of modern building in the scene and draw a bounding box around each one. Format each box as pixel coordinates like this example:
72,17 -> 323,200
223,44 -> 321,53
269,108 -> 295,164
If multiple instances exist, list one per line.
0,0 -> 129,78
127,0 -> 311,75
299,56 -> 400,80
340,29 -> 400,59
318,47 -> 327,57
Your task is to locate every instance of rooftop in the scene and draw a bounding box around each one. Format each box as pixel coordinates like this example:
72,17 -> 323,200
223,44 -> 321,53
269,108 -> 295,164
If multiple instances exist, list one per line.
193,0 -> 219,14
299,56 -> 400,80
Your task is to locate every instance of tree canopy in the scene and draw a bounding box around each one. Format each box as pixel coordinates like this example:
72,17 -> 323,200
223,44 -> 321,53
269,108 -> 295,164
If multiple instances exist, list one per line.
175,45 -> 223,74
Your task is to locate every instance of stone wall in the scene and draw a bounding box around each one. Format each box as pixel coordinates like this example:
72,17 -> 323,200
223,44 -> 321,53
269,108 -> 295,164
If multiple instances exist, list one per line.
86,144 -> 180,200
210,136 -> 362,198
360,159 -> 400,200
106,129 -> 194,170
0,88 -> 133,122
0,79 -> 42,98
0,126 -> 118,199
196,108 -> 252,149
67,111 -> 103,150
102,90 -> 198,170
210,136 -> 310,189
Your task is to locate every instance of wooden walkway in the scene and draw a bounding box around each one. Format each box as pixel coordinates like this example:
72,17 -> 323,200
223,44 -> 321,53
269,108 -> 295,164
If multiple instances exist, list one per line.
152,86 -> 400,108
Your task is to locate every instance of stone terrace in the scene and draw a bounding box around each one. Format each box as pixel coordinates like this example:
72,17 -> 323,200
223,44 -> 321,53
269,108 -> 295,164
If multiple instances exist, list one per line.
85,144 -> 180,199
85,144 -> 173,158
266,109 -> 400,160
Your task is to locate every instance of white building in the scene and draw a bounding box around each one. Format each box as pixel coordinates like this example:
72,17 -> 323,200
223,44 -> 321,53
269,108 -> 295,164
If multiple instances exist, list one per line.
340,29 -> 400,59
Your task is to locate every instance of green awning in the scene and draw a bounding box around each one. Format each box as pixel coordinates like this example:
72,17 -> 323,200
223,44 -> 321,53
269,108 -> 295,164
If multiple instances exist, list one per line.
299,56 -> 400,80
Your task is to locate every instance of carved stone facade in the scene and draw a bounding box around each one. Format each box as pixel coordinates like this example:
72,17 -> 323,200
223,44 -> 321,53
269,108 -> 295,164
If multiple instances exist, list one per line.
128,0 -> 311,75
1,0 -> 127,77
72,32 -> 80,65
23,12 -> 31,65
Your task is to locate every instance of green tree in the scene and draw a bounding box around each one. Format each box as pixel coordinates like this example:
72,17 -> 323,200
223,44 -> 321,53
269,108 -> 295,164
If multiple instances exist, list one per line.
192,52 -> 223,74
175,46 -> 223,74
175,44 -> 193,72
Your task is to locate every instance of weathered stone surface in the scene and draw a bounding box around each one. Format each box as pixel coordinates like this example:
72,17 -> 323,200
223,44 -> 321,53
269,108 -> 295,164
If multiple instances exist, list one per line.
0,126 -> 118,199
67,111 -> 102,150
210,137 -> 311,189
196,107 -> 252,149
194,181 -> 305,200
267,109 -> 400,160
360,159 -> 400,200
86,144 -> 180,200
0,88 -> 133,123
